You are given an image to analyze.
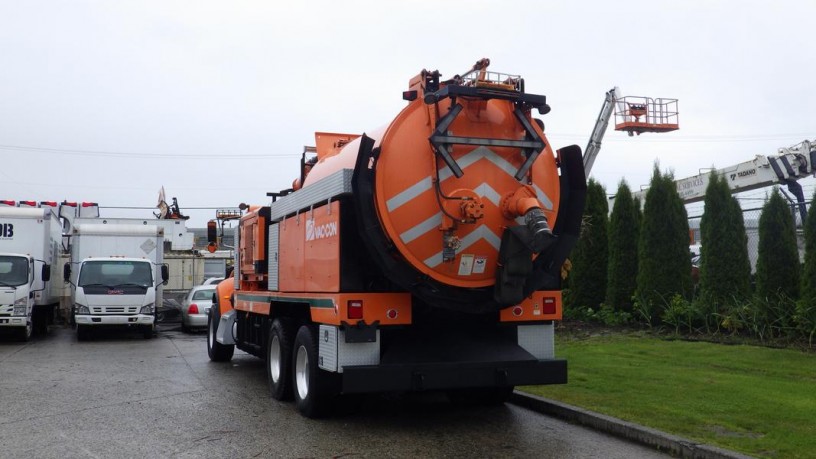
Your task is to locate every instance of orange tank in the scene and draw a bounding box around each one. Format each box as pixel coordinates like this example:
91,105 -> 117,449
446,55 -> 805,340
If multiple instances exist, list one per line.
297,59 -> 587,313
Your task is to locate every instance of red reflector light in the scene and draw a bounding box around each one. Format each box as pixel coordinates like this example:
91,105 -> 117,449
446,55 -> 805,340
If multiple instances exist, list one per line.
0,200 -> 15,206
188,304 -> 199,314
542,297 -> 556,314
512,306 -> 523,317
348,300 -> 363,320
402,90 -> 418,101
20,200 -> 37,207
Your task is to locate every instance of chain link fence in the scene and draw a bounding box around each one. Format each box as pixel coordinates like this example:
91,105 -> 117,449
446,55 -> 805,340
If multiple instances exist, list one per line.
689,202 -> 810,272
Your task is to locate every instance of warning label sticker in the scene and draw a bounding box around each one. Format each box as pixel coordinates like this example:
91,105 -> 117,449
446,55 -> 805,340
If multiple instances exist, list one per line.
472,256 -> 487,274
458,254 -> 475,276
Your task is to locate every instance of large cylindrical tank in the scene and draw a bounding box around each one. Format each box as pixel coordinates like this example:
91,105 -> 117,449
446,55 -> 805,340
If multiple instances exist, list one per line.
302,61 -> 583,312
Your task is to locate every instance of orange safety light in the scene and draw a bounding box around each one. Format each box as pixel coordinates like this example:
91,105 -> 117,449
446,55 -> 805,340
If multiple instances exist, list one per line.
0,200 -> 16,206
20,200 -> 37,207
81,202 -> 98,207
40,201 -> 57,207
347,300 -> 363,320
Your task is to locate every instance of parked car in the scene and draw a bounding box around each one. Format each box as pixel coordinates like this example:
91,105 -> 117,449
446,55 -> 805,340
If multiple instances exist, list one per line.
180,285 -> 217,332
202,277 -> 224,285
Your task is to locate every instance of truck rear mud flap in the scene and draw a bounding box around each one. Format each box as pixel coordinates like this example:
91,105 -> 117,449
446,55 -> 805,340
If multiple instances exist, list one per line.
339,358 -> 566,394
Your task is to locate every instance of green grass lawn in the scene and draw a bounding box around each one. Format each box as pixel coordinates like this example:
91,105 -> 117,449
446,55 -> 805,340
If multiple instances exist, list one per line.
521,334 -> 816,458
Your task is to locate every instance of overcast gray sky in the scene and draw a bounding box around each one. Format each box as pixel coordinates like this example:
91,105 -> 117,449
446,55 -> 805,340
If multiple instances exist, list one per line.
2,0 -> 814,227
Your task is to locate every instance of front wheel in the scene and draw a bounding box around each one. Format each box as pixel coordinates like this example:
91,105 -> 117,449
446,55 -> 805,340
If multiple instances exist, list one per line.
76,325 -> 91,341
207,304 -> 234,362
292,325 -> 336,418
18,320 -> 33,342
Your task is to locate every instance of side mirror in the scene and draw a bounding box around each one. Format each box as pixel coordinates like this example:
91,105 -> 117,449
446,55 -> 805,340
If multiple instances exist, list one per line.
161,264 -> 169,285
63,263 -> 71,283
42,264 -> 51,283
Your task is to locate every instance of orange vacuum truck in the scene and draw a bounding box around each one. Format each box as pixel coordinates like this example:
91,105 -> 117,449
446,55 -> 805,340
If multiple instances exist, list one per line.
207,59 -> 587,418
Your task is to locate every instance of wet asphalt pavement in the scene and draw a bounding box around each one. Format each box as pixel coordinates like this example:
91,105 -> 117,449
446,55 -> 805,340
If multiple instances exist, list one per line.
0,325 -> 670,458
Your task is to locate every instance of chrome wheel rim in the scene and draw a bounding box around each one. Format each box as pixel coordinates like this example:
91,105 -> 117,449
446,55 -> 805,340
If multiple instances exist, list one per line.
269,335 -> 281,382
295,344 -> 309,400
208,315 -> 215,349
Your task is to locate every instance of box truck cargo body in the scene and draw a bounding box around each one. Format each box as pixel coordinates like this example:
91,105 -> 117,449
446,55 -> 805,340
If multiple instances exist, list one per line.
66,224 -> 167,340
0,207 -> 59,341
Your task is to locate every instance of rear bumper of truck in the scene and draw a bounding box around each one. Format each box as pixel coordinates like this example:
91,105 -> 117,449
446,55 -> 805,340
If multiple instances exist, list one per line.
340,358 -> 567,394
75,314 -> 153,326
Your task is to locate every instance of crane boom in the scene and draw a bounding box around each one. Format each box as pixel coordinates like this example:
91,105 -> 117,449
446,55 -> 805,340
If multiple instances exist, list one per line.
583,87 -> 621,178
631,140 -> 815,219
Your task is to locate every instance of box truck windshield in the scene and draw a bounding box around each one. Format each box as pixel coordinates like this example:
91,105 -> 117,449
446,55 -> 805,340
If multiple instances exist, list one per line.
0,256 -> 29,287
79,260 -> 153,289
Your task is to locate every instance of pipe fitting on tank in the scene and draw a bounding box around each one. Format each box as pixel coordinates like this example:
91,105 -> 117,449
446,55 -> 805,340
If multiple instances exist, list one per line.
524,207 -> 554,253
500,185 -> 542,220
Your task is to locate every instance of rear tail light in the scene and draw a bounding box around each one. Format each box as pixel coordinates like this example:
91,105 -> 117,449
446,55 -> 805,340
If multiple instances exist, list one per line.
347,300 -> 363,320
542,297 -> 556,314
188,304 -> 199,314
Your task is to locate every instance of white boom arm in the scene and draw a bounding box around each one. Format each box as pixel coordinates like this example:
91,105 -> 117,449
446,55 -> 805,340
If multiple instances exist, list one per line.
631,140 -> 815,217
583,87 -> 621,178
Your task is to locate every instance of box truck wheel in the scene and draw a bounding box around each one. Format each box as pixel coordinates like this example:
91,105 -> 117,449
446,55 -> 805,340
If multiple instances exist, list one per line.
293,325 -> 336,418
76,325 -> 91,342
207,303 -> 234,362
18,320 -> 33,342
142,324 -> 154,339
267,318 -> 295,401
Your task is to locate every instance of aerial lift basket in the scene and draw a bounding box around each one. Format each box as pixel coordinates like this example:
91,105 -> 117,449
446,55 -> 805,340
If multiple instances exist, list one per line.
614,96 -> 679,135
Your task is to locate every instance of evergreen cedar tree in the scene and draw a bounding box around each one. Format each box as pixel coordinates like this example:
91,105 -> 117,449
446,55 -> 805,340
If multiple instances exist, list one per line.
756,188 -> 800,301
799,191 -> 816,317
636,165 -> 692,314
698,171 -> 751,308
606,180 -> 639,312
565,179 -> 608,310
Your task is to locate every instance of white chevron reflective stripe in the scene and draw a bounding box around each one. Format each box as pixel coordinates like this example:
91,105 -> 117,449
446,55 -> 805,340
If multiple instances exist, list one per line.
533,184 -> 553,210
400,212 -> 442,244
399,183 -> 501,245
386,177 -> 433,212
386,146 -> 553,212
423,225 -> 501,268
474,182 -> 502,207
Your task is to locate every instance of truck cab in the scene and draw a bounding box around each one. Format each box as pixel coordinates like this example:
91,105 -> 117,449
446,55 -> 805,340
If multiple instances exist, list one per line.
0,253 -> 50,341
67,257 -> 168,340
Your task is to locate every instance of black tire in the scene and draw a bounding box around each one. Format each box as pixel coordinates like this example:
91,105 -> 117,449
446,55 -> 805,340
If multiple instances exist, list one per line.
19,320 -> 33,342
267,318 -> 295,401
181,321 -> 190,333
33,308 -> 48,335
447,386 -> 514,406
142,324 -> 154,339
207,301 -> 234,362
76,325 -> 91,342
292,325 -> 336,418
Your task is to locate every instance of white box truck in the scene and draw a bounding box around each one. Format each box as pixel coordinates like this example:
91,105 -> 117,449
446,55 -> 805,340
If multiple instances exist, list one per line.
0,207 -> 60,341
64,224 -> 168,340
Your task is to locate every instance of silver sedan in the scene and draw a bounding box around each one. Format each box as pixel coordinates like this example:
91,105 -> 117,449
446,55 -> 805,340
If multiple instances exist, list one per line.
180,285 -> 216,332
